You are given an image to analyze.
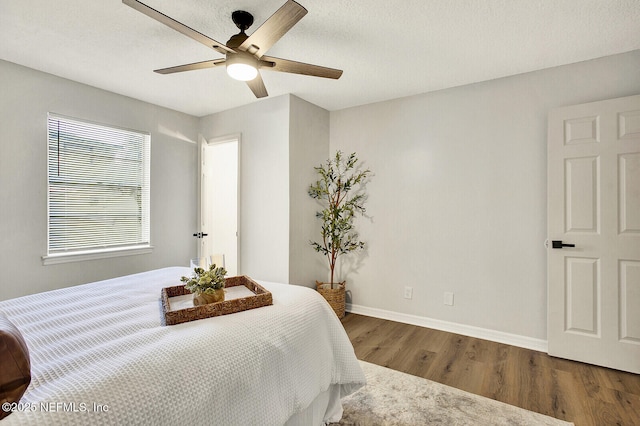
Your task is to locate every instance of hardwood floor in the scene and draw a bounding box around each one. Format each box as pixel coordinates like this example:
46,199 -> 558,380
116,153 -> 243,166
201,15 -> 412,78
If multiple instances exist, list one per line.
341,313 -> 640,426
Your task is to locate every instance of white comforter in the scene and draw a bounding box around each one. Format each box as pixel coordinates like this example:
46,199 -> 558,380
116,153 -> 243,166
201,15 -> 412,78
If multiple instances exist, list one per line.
0,267 -> 365,425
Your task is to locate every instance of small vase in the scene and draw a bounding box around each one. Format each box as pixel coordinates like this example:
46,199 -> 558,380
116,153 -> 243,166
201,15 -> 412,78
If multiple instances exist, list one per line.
193,289 -> 225,306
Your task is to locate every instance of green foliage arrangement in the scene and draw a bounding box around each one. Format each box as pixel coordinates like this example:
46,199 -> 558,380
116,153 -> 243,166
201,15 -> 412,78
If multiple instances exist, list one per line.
309,151 -> 371,288
180,263 -> 227,295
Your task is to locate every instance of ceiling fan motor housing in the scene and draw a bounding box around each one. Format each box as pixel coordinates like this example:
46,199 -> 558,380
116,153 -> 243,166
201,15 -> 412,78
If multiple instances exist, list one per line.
226,32 -> 249,49
226,11 -> 256,78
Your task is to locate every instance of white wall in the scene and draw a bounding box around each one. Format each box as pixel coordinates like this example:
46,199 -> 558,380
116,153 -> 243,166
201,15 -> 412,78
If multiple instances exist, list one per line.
329,50 -> 640,341
199,94 -> 330,287
0,60 -> 199,300
199,95 -> 291,283
288,96 -> 330,287
3,49 -> 639,345
0,68 -> 328,299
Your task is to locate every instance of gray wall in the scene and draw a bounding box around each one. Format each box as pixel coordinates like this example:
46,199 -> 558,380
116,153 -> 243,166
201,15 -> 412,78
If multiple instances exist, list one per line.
0,64 -> 330,300
329,50 -> 640,340
198,94 -> 330,287
288,95 -> 330,287
199,95 -> 291,283
0,60 -> 198,300
3,49 -> 639,344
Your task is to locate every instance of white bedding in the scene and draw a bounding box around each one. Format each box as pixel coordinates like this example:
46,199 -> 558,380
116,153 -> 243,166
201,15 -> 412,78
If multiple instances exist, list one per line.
0,267 -> 365,425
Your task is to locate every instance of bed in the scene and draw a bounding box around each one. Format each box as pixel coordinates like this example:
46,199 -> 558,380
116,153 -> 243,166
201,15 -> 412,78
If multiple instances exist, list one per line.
0,267 -> 365,425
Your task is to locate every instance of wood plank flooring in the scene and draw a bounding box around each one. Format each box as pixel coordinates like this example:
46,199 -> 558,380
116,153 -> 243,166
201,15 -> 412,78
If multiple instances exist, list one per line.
341,313 -> 640,426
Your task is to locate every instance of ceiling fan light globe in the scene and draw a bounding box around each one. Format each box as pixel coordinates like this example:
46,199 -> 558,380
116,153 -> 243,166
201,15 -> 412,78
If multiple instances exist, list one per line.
227,63 -> 258,81
226,52 -> 259,81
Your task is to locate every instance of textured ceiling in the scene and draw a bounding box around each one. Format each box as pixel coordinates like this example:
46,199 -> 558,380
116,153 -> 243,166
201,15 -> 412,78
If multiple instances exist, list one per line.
1,0 -> 640,117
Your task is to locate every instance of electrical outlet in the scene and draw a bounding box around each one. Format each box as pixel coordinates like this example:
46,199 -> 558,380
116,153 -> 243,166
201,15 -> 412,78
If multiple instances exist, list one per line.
444,292 -> 454,306
404,286 -> 413,299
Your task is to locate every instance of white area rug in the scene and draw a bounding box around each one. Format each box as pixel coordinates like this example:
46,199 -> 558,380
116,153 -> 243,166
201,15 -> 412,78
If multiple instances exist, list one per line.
334,361 -> 574,425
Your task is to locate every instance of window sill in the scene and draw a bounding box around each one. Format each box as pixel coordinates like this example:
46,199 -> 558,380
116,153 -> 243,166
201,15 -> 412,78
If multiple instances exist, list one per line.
42,245 -> 154,265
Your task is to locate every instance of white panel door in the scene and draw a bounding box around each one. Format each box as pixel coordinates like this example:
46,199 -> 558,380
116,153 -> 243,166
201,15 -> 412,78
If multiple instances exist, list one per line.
200,137 -> 239,276
548,94 -> 640,373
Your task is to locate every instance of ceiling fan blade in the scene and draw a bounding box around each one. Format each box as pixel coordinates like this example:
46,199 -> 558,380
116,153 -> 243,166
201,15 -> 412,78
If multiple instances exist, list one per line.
238,0 -> 307,58
261,56 -> 343,79
246,72 -> 268,98
154,59 -> 226,74
122,0 -> 233,55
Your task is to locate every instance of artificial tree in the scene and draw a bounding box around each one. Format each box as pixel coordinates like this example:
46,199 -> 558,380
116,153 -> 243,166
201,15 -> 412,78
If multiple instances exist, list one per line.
309,151 -> 371,288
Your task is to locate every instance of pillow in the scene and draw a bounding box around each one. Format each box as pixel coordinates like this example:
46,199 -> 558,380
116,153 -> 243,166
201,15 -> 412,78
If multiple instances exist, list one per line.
0,312 -> 31,419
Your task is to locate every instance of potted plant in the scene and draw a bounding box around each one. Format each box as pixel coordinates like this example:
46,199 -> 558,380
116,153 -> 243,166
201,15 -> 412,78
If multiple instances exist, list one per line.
181,263 -> 227,306
309,151 -> 371,318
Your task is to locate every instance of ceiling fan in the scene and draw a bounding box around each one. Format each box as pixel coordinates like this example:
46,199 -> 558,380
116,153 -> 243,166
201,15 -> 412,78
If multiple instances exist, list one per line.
122,0 -> 343,98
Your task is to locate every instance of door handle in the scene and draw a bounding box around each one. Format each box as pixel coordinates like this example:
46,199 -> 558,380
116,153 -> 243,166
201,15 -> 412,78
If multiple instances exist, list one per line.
192,232 -> 208,238
552,240 -> 575,249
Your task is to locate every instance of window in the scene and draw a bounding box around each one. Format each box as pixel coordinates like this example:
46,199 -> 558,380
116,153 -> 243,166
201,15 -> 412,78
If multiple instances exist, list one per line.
44,114 -> 151,264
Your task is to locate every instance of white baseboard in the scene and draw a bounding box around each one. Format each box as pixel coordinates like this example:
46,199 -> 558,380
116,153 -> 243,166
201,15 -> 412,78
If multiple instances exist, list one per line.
346,303 -> 548,353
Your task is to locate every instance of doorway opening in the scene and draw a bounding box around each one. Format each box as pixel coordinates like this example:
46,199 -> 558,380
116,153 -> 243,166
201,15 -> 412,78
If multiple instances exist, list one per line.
199,135 -> 240,276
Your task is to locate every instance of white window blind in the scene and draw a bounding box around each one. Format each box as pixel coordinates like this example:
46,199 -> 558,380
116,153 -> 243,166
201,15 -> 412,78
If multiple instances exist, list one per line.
47,114 -> 150,255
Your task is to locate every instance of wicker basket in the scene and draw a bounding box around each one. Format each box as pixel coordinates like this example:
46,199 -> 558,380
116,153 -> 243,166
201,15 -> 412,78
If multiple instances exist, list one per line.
316,281 -> 346,319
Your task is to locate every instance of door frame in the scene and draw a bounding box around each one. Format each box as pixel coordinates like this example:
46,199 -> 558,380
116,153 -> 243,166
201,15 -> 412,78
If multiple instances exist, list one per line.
197,133 -> 242,274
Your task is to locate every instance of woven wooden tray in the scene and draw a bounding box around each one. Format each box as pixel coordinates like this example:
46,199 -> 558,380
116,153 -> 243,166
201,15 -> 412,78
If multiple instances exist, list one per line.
161,275 -> 272,326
